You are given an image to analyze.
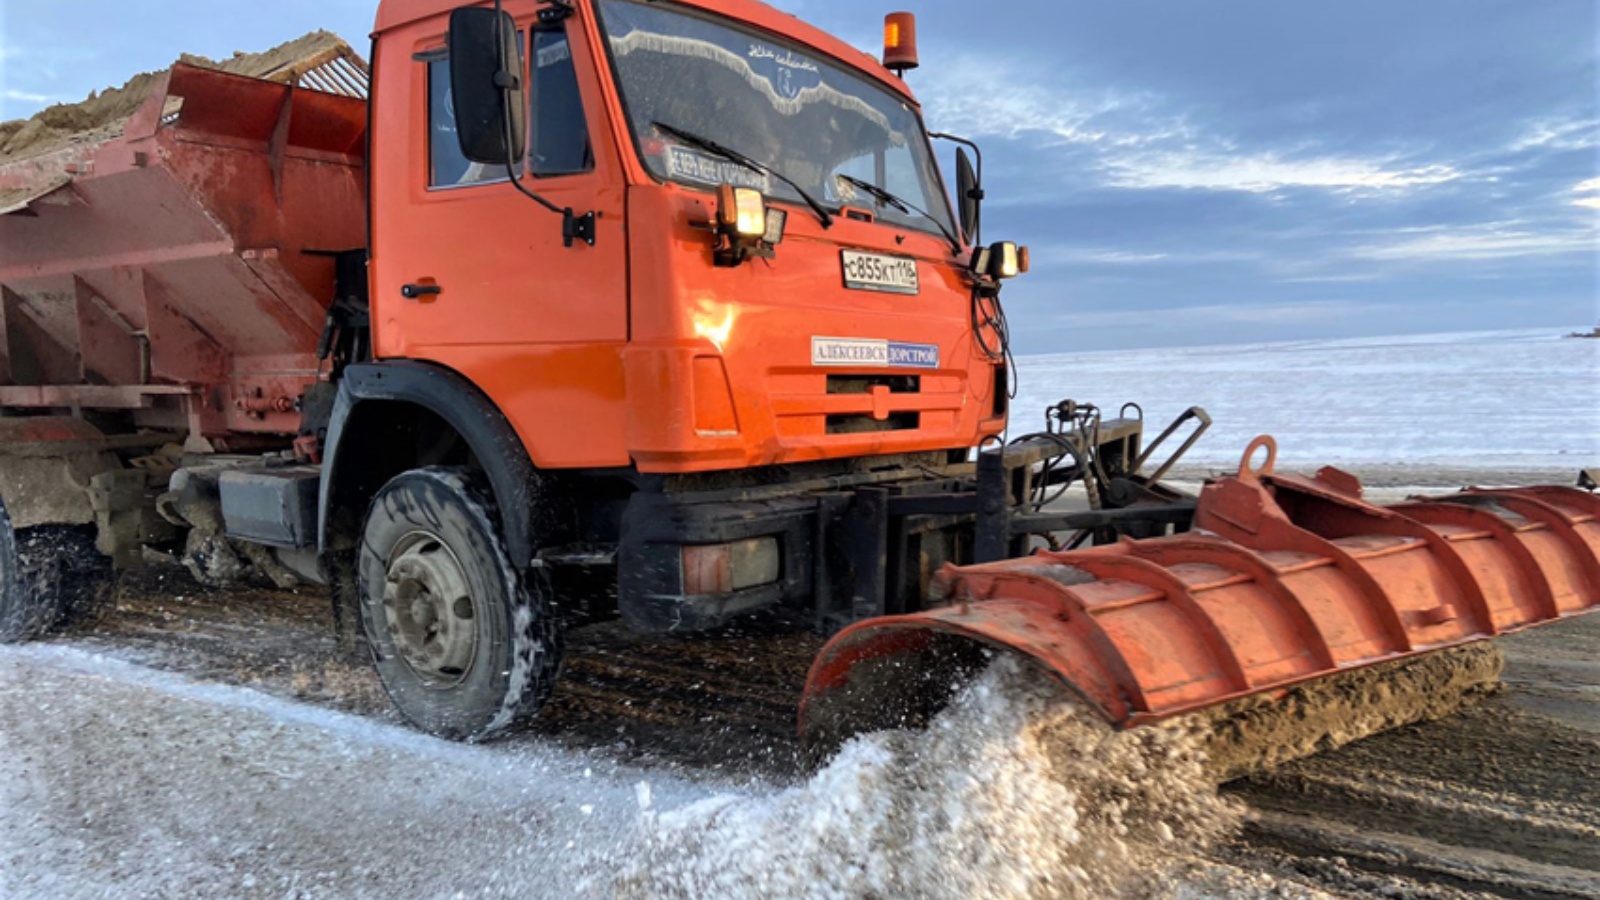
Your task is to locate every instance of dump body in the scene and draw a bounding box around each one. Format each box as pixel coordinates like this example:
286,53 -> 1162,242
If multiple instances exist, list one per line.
0,55 -> 367,442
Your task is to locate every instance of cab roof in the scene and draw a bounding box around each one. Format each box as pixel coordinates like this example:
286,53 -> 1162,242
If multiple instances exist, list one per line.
372,0 -> 917,102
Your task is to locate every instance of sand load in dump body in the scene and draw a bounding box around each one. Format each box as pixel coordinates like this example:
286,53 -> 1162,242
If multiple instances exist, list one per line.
0,39 -> 368,442
801,437 -> 1600,750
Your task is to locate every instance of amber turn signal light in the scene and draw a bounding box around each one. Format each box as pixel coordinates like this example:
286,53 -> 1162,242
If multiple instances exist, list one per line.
884,12 -> 919,74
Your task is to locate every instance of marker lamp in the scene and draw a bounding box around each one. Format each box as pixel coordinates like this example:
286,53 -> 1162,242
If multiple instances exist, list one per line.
995,242 -> 1021,279
982,241 -> 1028,280
683,537 -> 781,594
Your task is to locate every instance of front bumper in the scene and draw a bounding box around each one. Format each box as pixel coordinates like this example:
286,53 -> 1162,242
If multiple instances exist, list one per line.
618,492 -> 820,632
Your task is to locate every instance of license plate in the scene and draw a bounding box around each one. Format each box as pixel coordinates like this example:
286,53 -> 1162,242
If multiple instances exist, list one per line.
841,250 -> 919,295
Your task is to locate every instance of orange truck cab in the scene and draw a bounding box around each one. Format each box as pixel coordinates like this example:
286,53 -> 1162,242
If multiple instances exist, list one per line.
300,0 -> 1044,736
368,0 -> 1007,476
332,2 -> 1016,636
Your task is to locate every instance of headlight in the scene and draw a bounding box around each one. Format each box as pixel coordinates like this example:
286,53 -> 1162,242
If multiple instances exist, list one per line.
718,185 -> 768,238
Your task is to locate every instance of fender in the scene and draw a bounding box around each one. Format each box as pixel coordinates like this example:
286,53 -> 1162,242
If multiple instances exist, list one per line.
318,361 -> 541,566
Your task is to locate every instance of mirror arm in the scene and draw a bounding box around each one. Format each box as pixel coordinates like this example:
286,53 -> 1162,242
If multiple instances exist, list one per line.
930,131 -> 984,243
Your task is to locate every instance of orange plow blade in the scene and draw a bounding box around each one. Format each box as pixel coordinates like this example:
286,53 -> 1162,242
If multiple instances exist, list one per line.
800,441 -> 1600,757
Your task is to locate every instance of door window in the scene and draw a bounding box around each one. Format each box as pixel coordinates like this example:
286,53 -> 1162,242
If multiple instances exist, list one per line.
428,56 -> 509,187
426,27 -> 591,188
530,29 -> 593,177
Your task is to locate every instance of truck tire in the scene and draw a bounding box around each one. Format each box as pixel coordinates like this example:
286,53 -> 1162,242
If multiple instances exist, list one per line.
0,498 -> 110,644
357,467 -> 563,741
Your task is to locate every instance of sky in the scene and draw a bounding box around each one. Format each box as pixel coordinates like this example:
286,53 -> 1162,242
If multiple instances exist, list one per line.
1,0 -> 1596,351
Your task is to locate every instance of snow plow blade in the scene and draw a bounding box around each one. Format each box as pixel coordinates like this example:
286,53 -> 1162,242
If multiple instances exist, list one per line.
801,438 -> 1600,765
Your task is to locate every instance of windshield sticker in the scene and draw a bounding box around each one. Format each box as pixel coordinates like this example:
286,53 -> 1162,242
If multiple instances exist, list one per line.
536,40 -> 572,69
812,337 -> 940,369
665,146 -> 770,193
747,42 -> 824,99
748,43 -> 821,99
748,44 -> 820,74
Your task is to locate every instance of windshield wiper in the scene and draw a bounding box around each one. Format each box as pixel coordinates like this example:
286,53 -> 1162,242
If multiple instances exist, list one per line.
837,175 -> 961,254
652,121 -> 833,229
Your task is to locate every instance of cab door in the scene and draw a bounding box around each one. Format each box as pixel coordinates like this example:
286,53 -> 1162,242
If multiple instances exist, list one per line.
371,6 -> 631,469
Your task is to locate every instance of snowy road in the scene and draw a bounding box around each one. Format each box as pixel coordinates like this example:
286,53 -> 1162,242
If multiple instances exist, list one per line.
0,643 -> 1285,900
1,639 -> 1352,900
4,605 -> 1597,898
0,645 -> 705,899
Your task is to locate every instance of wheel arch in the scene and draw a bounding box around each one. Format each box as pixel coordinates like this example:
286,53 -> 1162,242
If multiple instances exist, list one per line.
318,361 -> 543,567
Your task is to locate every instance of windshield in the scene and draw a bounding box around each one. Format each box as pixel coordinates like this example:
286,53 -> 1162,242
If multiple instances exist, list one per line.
597,0 -> 958,240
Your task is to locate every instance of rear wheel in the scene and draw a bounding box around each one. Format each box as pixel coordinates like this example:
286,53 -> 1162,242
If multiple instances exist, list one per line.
0,498 -> 110,644
357,468 -> 562,741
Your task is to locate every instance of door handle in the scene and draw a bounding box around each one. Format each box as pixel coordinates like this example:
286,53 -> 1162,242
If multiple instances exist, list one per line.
401,283 -> 442,299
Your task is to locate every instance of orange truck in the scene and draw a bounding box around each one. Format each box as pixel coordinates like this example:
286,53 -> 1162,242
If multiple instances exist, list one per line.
0,0 -> 1594,747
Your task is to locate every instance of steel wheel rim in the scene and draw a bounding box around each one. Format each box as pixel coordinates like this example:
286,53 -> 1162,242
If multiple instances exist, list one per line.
382,530 -> 480,690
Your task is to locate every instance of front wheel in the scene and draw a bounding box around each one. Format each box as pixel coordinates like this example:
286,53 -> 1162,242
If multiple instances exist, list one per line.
358,468 -> 563,741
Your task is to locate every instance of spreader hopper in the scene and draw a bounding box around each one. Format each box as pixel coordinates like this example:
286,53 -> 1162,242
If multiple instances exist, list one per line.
0,39 -> 368,438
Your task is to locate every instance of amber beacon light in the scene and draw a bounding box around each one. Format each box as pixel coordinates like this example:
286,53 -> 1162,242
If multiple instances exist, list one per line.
883,12 -> 920,74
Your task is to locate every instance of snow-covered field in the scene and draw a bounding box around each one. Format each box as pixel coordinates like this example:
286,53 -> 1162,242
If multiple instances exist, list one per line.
1013,327 -> 1598,475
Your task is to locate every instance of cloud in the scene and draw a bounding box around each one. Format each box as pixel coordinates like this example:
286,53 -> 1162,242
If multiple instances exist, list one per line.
916,57 -> 1464,197
1346,223 -> 1596,262
0,41 -> 99,83
1104,151 -> 1462,193
1574,177 -> 1600,211
1512,117 -> 1600,153
1054,249 -> 1171,265
1276,273 -> 1383,284
917,58 -> 1174,147
2,89 -> 59,105
1050,300 -> 1385,330
1037,246 -> 1262,266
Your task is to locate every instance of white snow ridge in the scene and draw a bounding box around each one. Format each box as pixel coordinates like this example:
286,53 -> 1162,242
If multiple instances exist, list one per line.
595,657 -> 1244,900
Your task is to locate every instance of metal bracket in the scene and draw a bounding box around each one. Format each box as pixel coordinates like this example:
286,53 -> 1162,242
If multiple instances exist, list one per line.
538,0 -> 575,23
563,209 -> 597,247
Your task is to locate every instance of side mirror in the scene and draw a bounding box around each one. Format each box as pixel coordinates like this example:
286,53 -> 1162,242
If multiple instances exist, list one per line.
956,147 -> 981,242
448,7 -> 527,165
